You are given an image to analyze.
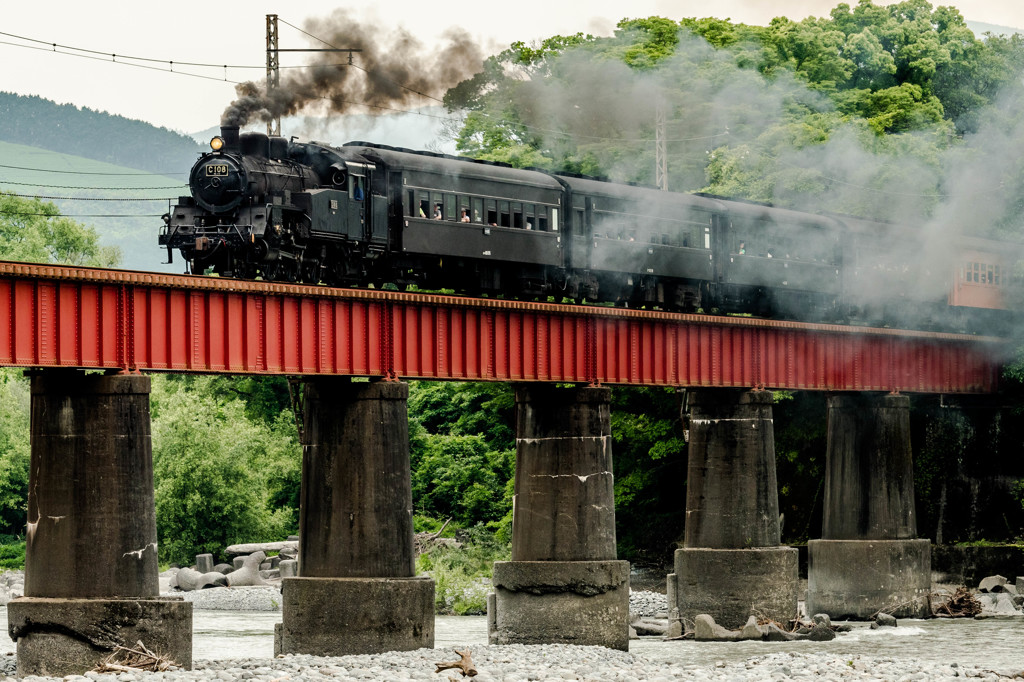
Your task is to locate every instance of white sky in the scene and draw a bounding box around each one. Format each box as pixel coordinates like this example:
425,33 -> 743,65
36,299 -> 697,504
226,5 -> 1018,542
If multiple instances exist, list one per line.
2,0 -> 1023,135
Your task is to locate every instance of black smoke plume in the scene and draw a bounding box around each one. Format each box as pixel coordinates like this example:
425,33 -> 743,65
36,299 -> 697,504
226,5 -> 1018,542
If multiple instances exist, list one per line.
222,10 -> 485,127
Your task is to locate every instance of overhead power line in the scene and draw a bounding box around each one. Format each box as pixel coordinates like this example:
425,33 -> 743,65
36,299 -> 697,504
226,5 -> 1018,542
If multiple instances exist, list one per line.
0,180 -> 185,190
0,210 -> 164,218
0,26 -> 731,145
1,192 -> 174,201
0,163 -> 185,177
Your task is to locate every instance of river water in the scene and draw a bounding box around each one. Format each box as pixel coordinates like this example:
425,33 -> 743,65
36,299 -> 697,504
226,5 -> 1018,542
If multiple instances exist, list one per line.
4,609 -> 1017,671
198,613 -> 1024,670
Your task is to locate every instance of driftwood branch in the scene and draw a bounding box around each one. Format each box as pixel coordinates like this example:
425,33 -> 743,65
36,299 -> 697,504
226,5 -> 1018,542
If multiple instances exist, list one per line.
415,518 -> 457,555
92,640 -> 180,673
435,649 -> 478,677
933,586 -> 981,618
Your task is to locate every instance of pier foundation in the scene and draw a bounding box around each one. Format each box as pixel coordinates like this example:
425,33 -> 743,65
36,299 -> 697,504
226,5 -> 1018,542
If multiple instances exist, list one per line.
669,390 -> 798,631
275,379 -> 433,656
806,393 -> 931,619
8,372 -> 192,677
489,385 -> 629,650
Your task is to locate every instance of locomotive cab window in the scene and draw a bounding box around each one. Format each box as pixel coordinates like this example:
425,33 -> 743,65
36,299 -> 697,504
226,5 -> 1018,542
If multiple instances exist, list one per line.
349,174 -> 365,201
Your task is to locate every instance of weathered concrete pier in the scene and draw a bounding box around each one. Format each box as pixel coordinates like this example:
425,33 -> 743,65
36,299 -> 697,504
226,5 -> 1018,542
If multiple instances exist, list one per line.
489,385 -> 630,650
275,379 -> 434,656
669,389 -> 798,631
7,372 -> 192,677
806,393 -> 931,619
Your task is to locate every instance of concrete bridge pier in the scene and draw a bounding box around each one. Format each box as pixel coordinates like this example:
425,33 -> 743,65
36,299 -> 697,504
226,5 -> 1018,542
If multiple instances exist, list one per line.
806,393 -> 931,619
669,389 -> 798,631
488,385 -> 630,650
275,379 -> 434,656
8,371 -> 192,678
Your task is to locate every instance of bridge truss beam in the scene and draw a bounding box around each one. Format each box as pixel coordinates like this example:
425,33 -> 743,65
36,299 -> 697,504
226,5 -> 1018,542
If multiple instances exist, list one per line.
0,262 -> 1004,394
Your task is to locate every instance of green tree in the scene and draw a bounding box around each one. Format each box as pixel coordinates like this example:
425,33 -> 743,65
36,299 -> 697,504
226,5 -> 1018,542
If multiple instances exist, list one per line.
611,387 -> 688,559
408,381 -> 516,537
0,370 -> 30,537
150,377 -> 299,566
0,192 -> 121,266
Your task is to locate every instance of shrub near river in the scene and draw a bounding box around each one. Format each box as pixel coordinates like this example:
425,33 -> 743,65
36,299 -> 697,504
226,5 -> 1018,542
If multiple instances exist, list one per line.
416,525 -> 510,615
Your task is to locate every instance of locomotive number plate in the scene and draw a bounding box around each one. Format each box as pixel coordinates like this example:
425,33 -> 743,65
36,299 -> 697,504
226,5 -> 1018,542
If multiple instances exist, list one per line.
206,164 -> 229,177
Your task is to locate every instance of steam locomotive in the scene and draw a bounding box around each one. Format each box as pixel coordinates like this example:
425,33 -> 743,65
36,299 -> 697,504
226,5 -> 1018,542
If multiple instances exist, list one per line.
160,125 -> 1016,331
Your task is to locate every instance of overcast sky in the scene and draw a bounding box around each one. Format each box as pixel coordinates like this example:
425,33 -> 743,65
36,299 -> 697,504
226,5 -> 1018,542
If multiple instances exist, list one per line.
3,0 -> 1023,135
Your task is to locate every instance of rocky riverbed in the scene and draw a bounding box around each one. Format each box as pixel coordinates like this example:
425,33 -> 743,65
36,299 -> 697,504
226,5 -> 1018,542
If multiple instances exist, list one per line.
0,644 -> 1019,681
0,577 -> 1021,680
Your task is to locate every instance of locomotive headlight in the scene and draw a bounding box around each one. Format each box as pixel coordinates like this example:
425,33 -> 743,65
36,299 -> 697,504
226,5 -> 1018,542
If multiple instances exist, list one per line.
210,136 -> 225,151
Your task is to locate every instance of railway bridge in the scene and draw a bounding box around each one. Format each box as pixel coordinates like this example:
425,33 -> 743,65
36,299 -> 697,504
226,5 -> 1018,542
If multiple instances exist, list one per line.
0,261 -> 1009,675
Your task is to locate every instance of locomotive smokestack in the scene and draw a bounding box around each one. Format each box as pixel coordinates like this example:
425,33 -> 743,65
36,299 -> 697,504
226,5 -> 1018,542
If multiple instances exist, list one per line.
221,126 -> 240,152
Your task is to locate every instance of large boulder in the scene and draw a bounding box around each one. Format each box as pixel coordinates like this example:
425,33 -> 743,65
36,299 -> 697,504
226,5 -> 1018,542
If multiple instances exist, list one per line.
978,575 -> 1008,593
976,592 -> 1023,617
227,551 -> 270,587
692,614 -> 740,641
174,567 -> 203,592
739,616 -> 764,640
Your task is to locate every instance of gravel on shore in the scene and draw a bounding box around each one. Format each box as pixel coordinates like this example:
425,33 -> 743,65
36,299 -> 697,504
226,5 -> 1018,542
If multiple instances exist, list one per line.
1,646 -> 1021,681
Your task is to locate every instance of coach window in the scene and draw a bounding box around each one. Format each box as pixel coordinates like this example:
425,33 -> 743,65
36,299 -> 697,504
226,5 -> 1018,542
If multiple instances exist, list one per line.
499,201 -> 511,227
486,199 -> 498,226
445,194 -> 456,220
407,191 -> 416,217
550,207 -> 558,232
524,204 -> 535,230
473,198 -> 484,224
418,192 -> 430,218
511,202 -> 523,228
537,208 -> 549,232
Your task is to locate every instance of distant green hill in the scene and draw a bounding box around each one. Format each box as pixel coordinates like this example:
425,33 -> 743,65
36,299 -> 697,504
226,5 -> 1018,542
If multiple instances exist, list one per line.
0,92 -> 203,175
0,92 -> 206,273
967,20 -> 1023,37
0,140 -> 185,273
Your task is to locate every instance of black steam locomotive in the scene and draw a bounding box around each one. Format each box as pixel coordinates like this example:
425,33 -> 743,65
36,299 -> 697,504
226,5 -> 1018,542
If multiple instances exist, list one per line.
160,125 -> 1015,331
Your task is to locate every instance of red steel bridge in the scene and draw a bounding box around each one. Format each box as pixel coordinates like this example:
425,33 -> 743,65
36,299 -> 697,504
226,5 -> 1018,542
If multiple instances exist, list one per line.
0,261 -> 1006,393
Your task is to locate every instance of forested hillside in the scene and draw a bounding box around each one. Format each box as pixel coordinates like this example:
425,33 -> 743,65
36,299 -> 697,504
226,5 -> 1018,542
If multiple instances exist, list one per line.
446,0 -> 1024,238
0,92 -> 202,174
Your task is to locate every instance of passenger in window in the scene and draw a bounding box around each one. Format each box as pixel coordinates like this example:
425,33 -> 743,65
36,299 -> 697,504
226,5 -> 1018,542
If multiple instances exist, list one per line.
461,209 -> 471,223
738,242 -> 746,254
419,205 -> 426,218
525,220 -> 533,230
433,204 -> 443,220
